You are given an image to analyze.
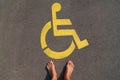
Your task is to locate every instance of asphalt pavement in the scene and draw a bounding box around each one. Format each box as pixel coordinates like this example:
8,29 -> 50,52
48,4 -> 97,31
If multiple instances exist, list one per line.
0,0 -> 120,80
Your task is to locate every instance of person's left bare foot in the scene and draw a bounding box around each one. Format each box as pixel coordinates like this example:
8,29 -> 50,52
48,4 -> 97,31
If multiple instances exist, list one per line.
47,61 -> 57,80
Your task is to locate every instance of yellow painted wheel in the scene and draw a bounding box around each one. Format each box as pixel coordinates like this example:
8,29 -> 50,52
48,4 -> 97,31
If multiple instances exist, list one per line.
40,21 -> 75,59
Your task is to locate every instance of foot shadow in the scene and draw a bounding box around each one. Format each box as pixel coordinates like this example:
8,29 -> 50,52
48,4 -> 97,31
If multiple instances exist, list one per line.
44,63 -> 67,80
58,63 -> 67,80
44,66 -> 51,80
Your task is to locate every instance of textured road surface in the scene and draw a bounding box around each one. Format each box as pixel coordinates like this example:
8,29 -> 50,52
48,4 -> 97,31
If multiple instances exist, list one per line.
0,0 -> 120,80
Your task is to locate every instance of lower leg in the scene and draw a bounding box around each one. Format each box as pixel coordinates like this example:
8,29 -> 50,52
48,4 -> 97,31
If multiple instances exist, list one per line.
47,61 -> 57,80
64,60 -> 74,80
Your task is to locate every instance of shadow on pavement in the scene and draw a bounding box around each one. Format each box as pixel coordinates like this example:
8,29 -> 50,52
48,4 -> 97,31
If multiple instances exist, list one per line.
44,67 -> 51,80
58,65 -> 66,80
44,63 -> 67,80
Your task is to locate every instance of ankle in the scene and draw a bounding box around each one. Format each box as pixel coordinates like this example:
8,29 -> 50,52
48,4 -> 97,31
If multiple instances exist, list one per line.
64,76 -> 70,80
52,74 -> 57,78
52,76 -> 57,80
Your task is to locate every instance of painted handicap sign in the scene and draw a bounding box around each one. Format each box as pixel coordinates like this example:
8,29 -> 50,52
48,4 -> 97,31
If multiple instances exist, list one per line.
40,2 -> 89,59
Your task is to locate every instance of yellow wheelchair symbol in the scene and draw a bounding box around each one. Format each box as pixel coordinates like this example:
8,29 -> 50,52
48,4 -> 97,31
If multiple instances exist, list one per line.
40,2 -> 89,59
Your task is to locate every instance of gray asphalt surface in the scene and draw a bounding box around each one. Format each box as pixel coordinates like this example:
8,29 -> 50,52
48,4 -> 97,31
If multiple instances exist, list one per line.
0,0 -> 120,80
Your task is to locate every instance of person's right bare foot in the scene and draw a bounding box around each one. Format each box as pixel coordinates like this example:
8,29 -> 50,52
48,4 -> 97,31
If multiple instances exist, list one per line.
64,60 -> 74,80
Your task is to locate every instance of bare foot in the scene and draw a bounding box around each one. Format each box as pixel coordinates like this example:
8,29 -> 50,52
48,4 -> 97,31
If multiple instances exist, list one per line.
64,60 -> 74,80
47,61 -> 57,80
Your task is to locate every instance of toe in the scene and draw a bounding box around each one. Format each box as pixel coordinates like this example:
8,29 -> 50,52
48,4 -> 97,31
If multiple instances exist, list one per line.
68,60 -> 74,68
47,61 -> 52,70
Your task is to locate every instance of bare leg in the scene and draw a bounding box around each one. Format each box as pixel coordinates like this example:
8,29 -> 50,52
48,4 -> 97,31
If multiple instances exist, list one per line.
64,60 -> 74,80
47,61 -> 57,80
